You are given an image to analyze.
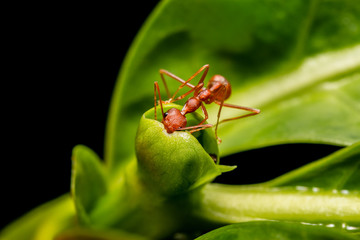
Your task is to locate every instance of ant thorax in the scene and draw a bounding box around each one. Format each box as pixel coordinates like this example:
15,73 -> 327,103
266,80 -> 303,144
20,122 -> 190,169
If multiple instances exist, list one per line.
181,97 -> 202,115
198,89 -> 212,102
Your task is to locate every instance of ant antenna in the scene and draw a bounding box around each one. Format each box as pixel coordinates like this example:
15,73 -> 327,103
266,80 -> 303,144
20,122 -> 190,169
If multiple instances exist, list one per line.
154,81 -> 165,120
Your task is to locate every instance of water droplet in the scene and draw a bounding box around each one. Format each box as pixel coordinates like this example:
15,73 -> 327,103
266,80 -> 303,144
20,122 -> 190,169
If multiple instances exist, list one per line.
312,187 -> 320,193
296,186 -> 308,191
340,189 -> 350,195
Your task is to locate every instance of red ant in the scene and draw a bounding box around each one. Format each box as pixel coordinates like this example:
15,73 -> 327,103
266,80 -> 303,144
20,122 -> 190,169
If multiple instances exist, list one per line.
154,64 -> 260,143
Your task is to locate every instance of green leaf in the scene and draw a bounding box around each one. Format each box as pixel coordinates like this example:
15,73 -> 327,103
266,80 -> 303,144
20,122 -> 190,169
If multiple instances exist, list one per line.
55,228 -> 149,240
191,143 -> 360,230
71,145 -> 108,225
265,141 -> 360,191
195,221 -> 359,240
0,195 -> 75,240
135,104 -> 234,196
7,1 -> 360,239
105,0 -> 360,171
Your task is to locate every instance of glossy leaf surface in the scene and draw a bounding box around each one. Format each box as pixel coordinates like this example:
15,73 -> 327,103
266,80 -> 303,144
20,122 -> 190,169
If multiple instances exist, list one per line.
265,141 -> 360,191
71,145 -> 108,224
193,142 -> 360,232
0,196 -> 74,240
3,1 -> 360,239
106,0 -> 360,170
135,104 -> 235,196
195,221 -> 358,240
56,228 -> 149,240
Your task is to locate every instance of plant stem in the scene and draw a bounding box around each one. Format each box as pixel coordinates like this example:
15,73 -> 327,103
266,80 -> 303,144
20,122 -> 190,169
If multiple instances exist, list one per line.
191,183 -> 360,226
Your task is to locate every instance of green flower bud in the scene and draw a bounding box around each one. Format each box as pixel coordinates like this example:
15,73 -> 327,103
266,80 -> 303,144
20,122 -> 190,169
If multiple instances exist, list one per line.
135,104 -> 235,196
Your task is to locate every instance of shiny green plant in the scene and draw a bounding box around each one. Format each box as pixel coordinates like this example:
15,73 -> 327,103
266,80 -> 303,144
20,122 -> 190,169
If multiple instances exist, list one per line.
2,0 -> 360,239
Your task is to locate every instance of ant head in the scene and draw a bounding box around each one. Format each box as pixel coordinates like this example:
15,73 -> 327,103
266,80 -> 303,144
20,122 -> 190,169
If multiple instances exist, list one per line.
208,75 -> 232,101
162,108 -> 187,133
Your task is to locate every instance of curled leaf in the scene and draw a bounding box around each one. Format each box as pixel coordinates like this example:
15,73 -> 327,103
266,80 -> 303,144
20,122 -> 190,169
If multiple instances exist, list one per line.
195,221 -> 358,240
71,145 -> 108,225
135,104 -> 235,196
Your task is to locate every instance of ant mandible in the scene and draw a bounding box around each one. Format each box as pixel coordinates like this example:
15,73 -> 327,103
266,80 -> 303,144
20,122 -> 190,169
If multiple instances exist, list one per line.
154,64 -> 260,143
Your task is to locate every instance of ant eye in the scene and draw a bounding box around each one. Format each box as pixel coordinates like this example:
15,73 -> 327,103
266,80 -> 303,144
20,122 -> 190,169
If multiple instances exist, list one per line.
163,112 -> 168,118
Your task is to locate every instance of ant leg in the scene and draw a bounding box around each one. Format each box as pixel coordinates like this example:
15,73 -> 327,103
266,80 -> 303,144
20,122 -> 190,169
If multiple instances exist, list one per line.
174,103 -> 211,134
189,124 -> 213,133
198,103 -> 209,125
159,69 -> 195,99
154,82 -> 165,120
214,101 -> 261,124
214,99 -> 225,144
160,64 -> 210,103
209,86 -> 228,143
176,124 -> 213,133
213,100 -> 260,144
172,64 -> 210,101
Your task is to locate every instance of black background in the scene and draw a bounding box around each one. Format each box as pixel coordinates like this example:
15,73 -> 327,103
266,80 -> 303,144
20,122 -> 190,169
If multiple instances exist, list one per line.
2,1 -> 340,230
2,2 -> 159,228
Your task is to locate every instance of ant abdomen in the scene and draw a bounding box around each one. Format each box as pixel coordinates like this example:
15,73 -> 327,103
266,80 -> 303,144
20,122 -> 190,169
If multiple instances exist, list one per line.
207,75 -> 232,102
